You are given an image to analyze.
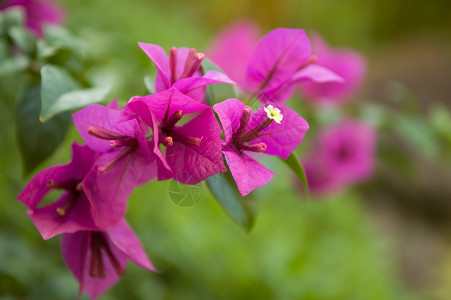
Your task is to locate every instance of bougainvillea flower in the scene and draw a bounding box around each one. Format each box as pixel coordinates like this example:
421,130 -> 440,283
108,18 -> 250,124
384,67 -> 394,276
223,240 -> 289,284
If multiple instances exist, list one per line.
298,33 -> 367,104
207,20 -> 260,91
126,88 -> 226,184
61,219 -> 156,299
0,0 -> 65,37
213,98 -> 309,195
138,42 -> 234,102
208,21 -> 342,104
304,119 -> 376,195
17,143 -> 100,239
72,102 -> 157,227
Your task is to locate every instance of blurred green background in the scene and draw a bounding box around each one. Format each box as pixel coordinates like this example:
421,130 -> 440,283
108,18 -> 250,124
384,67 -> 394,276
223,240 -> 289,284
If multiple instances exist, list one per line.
1,0 -> 451,299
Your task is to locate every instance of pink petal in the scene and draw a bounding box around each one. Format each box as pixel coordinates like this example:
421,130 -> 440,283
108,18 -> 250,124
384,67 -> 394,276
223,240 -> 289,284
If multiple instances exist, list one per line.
165,109 -> 226,184
223,146 -> 274,196
83,152 -> 142,229
17,143 -> 97,209
249,104 -> 309,159
72,104 -> 136,153
138,42 -> 171,90
172,70 -> 235,95
213,98 -> 245,143
27,192 -> 98,240
107,219 -> 156,271
61,231 -> 127,299
127,88 -> 208,124
245,28 -> 311,93
292,64 -> 343,83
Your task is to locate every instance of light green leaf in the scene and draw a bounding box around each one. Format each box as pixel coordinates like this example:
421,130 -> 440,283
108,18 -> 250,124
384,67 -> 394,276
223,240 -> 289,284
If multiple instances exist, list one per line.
15,83 -> 71,175
42,86 -> 110,121
42,25 -> 83,53
0,56 -> 29,76
0,7 -> 24,35
144,75 -> 155,94
279,153 -> 310,200
8,26 -> 36,56
40,64 -> 79,121
206,170 -> 257,231
395,114 -> 440,160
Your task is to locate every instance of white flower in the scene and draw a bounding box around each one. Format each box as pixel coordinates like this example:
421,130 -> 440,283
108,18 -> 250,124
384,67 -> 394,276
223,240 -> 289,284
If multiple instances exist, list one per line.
264,105 -> 283,124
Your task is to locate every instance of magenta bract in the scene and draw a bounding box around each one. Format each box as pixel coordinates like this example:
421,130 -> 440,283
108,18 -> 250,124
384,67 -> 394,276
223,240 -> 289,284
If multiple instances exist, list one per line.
126,88 -> 226,184
138,42 -> 234,102
214,98 -> 309,195
17,143 -> 99,239
208,21 -> 342,104
72,102 -> 157,228
61,219 -> 156,299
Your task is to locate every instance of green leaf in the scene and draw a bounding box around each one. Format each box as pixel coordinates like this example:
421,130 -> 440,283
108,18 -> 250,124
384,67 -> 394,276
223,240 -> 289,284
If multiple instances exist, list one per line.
395,114 -> 440,160
40,64 -> 79,121
0,56 -> 29,76
206,170 -> 257,231
42,86 -> 110,121
15,83 -> 71,175
202,58 -> 236,107
144,75 -> 155,94
8,26 -> 36,56
42,25 -> 83,53
279,153 -> 310,200
0,7 -> 24,35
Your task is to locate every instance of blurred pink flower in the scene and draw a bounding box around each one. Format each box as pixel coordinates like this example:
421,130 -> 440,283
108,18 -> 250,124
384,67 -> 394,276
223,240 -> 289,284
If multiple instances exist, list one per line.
208,20 -> 342,104
298,33 -> 367,104
304,119 -> 376,195
0,0 -> 65,37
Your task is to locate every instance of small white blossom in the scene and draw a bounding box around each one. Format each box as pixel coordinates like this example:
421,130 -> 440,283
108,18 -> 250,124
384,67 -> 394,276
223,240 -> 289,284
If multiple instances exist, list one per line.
264,105 -> 283,124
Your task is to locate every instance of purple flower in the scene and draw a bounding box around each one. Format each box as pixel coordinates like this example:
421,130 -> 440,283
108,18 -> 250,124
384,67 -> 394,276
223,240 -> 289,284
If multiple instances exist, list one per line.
126,88 -> 226,184
61,219 -> 156,299
72,101 -> 157,228
138,42 -> 234,102
304,119 -> 376,195
0,0 -> 65,37
208,21 -> 342,104
17,143 -> 100,239
213,98 -> 309,195
298,33 -> 367,104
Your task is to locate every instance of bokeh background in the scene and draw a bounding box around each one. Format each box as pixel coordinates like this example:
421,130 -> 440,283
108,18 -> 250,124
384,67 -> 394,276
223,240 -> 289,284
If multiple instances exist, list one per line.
1,0 -> 450,299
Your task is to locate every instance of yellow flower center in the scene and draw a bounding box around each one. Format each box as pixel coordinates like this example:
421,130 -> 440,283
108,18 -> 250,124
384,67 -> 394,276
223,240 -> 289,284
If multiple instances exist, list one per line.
264,105 -> 283,124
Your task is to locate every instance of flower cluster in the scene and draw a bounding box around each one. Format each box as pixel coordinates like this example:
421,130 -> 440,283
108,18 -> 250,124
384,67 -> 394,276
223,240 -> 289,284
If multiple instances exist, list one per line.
17,18 -> 371,298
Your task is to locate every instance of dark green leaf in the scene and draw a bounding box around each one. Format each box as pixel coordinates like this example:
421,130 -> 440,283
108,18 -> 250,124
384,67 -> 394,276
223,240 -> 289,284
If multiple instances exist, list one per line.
206,170 -> 257,231
279,153 -> 310,200
8,26 -> 36,56
202,58 -> 236,107
15,83 -> 71,175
